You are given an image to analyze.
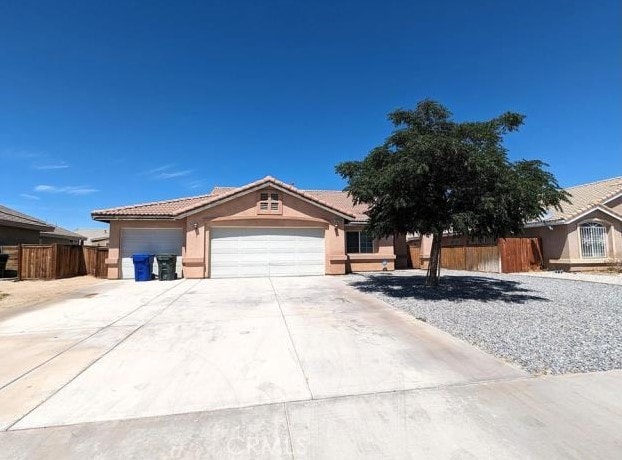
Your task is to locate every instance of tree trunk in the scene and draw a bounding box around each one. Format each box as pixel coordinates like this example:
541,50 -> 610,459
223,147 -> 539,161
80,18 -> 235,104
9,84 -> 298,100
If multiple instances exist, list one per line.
425,231 -> 443,287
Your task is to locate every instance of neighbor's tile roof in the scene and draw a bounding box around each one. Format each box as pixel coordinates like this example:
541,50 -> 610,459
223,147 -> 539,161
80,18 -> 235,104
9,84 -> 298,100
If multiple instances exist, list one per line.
540,176 -> 622,223
92,176 -> 364,221
74,228 -> 109,242
0,204 -> 54,231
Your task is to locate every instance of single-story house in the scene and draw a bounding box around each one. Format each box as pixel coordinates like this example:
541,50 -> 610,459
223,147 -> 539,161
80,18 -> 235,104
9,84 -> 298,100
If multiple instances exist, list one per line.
0,204 -> 54,245
0,205 -> 86,246
75,228 -> 110,247
404,176 -> 622,273
522,176 -> 622,271
92,176 -> 408,279
40,227 -> 87,245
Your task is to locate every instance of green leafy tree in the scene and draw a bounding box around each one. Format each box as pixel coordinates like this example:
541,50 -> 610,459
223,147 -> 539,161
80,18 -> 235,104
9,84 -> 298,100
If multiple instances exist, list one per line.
336,100 -> 569,286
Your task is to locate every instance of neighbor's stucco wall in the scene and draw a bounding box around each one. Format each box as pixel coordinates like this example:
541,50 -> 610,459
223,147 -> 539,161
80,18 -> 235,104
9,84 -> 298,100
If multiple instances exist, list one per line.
524,209 -> 622,270
106,219 -> 186,279
522,225 -> 571,264
0,225 -> 41,245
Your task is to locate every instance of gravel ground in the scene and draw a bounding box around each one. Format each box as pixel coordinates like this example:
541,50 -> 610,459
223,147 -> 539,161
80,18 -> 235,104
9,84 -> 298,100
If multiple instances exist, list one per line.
345,270 -> 622,375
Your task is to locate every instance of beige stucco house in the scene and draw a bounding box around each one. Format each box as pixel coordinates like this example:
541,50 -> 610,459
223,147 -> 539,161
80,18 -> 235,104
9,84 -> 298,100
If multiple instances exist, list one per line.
92,176 -> 408,279
522,176 -> 622,271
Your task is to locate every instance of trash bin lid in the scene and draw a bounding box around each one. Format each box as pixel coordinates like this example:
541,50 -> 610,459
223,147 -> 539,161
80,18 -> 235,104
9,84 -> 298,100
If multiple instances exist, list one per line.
132,254 -> 151,261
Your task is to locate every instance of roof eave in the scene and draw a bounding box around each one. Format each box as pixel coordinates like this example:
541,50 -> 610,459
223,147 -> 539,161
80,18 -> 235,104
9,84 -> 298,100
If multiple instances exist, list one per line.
91,214 -> 177,223
0,219 -> 55,232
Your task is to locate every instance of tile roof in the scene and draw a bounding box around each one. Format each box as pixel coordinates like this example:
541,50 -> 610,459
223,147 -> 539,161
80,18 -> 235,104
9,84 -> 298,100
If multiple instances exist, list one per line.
0,204 -> 55,231
302,190 -> 368,221
74,228 -> 109,243
92,193 -> 215,218
92,176 -> 365,221
538,176 -> 622,223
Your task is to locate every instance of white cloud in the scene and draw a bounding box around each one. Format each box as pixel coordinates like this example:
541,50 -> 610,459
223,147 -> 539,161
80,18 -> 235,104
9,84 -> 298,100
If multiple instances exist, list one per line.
143,164 -> 193,180
34,185 -> 99,195
144,164 -> 172,175
156,170 -> 192,179
20,193 -> 40,200
33,162 -> 69,170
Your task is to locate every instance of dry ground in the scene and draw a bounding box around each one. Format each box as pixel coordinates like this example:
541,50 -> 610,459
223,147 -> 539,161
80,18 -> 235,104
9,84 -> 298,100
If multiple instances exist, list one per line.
0,276 -> 102,317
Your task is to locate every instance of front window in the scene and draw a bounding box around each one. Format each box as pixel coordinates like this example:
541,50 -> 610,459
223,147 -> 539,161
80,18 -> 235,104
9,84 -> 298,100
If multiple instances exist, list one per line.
579,222 -> 606,258
346,231 -> 374,253
258,191 -> 281,214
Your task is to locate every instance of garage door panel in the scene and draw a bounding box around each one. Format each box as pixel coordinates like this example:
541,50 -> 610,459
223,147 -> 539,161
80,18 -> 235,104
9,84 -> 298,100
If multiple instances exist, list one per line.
211,227 -> 325,278
120,228 -> 184,279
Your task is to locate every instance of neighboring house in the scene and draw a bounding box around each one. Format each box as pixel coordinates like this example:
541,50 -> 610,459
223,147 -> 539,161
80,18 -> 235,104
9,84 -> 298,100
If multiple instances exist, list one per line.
40,227 -> 87,245
75,228 -> 110,247
92,176 -> 408,279
523,176 -> 622,271
0,205 -> 54,245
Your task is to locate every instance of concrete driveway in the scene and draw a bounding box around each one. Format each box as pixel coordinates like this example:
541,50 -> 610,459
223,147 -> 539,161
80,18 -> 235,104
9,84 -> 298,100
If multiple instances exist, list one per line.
1,276 -> 620,458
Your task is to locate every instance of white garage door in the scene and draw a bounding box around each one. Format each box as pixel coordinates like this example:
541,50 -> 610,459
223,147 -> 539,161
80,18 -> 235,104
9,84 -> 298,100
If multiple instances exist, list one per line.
120,228 -> 184,279
210,227 -> 325,278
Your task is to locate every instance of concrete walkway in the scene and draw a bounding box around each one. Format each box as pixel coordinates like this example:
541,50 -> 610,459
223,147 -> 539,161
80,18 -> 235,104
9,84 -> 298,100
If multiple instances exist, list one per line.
0,276 -> 620,458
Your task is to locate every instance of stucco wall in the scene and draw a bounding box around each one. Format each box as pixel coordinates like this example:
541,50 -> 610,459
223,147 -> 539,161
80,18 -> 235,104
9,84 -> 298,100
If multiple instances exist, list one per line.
524,209 -> 622,270
0,226 -> 40,245
187,187 -> 349,278
105,187 -> 404,279
522,225 -> 570,263
106,220 -> 186,279
605,195 -> 622,214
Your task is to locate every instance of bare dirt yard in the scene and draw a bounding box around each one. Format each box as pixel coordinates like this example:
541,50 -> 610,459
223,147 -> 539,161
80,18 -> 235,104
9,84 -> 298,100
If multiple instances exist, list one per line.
0,276 -> 103,318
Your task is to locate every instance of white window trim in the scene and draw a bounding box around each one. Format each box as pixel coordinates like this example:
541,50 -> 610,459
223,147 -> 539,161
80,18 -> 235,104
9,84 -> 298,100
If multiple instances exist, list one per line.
578,221 -> 608,259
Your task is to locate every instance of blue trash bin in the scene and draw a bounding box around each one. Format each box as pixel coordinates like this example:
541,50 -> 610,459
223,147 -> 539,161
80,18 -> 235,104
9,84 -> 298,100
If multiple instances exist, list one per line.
132,254 -> 154,281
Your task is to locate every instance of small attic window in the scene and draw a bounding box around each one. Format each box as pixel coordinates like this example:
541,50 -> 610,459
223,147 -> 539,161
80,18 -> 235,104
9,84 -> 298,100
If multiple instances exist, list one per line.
258,191 -> 282,214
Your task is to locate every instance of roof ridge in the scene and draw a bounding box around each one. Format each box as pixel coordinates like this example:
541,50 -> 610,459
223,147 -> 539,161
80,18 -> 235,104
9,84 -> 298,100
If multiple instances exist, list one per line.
175,176 -> 357,218
566,175 -> 622,190
92,192 -> 213,213
302,189 -> 348,193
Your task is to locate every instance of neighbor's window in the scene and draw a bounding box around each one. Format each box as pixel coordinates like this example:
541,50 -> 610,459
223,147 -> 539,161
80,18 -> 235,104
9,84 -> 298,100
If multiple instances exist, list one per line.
346,231 -> 374,253
579,222 -> 606,258
258,191 -> 281,214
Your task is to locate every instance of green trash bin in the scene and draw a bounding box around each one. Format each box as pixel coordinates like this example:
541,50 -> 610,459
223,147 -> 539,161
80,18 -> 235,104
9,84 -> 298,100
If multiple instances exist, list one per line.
156,254 -> 177,281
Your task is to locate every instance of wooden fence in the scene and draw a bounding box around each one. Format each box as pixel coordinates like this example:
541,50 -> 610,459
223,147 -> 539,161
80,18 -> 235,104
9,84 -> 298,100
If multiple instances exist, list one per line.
0,245 -> 109,280
440,245 -> 502,272
408,242 -> 421,268
0,245 -> 20,275
408,237 -> 543,273
83,246 -> 109,278
498,238 -> 543,273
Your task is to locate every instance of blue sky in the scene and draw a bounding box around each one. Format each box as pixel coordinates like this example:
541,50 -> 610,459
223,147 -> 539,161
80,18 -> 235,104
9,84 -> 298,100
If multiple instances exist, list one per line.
1,0 -> 620,229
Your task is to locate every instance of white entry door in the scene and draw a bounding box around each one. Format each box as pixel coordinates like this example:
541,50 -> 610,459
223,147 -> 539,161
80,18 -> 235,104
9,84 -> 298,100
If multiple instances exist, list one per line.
120,228 -> 184,279
210,227 -> 325,278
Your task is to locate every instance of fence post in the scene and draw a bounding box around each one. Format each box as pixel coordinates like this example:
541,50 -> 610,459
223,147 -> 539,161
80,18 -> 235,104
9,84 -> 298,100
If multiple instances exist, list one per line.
17,244 -> 23,281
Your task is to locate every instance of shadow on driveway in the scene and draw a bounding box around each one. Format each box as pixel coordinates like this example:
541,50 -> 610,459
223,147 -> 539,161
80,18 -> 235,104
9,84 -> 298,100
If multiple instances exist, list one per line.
349,273 -> 549,304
